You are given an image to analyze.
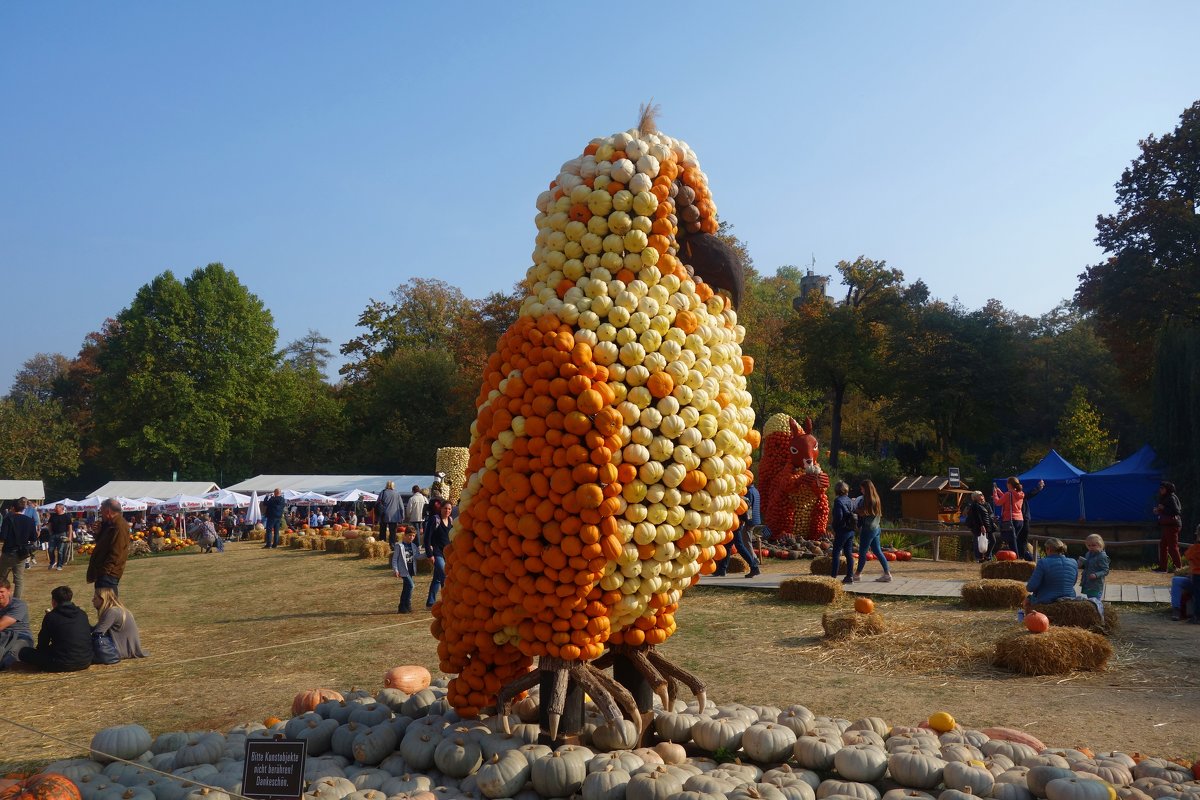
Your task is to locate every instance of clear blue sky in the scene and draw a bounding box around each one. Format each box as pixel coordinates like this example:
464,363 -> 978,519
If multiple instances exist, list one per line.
3,2 -> 1198,391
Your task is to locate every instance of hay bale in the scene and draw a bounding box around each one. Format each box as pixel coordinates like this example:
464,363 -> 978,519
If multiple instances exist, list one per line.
279,533 -> 295,548
323,537 -> 344,553
1031,599 -> 1119,635
961,579 -> 1028,609
341,538 -> 366,555
779,576 -> 844,605
810,555 -> 833,575
295,536 -> 315,550
726,554 -> 748,574
246,528 -> 265,542
993,628 -> 1113,675
359,542 -> 392,559
312,537 -> 328,551
822,610 -> 886,640
289,536 -> 306,549
417,557 -> 434,574
981,560 -> 1035,581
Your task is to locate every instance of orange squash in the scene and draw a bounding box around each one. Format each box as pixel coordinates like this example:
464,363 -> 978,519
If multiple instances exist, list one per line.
383,665 -> 432,693
291,688 -> 343,716
854,597 -> 875,614
0,774 -> 81,800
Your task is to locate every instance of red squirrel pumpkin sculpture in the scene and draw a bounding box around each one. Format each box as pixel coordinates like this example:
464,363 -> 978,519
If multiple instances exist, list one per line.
758,413 -> 830,541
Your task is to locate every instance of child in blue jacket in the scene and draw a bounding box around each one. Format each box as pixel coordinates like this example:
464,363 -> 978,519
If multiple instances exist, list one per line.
391,528 -> 420,614
1077,534 -> 1111,600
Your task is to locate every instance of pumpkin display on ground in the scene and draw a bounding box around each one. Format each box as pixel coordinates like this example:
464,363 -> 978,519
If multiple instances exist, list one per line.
758,414 -> 831,541
42,682 -> 1200,800
993,628 -> 1114,675
960,579 -> 1028,609
431,108 -> 756,733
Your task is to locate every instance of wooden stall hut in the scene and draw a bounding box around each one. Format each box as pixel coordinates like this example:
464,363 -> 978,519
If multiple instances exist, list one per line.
891,475 -> 974,560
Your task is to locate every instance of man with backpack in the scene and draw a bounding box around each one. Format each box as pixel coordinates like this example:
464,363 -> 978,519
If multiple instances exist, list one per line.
1,499 -> 40,599
1,501 -> 39,599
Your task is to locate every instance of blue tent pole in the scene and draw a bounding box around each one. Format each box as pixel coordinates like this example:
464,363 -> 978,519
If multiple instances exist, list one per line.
1078,483 -> 1086,522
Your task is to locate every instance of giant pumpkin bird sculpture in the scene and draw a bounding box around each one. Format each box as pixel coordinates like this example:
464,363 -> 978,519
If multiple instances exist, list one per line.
432,108 -> 755,737
757,413 -> 830,542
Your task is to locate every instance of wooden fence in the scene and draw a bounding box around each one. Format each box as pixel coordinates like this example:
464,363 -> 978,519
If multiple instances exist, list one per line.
881,526 -> 1160,562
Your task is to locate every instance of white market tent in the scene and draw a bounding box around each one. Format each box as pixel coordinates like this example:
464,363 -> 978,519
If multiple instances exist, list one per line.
0,480 -> 46,501
330,489 -> 379,503
203,489 -> 252,508
227,475 -> 436,497
152,494 -> 215,513
89,481 -> 219,499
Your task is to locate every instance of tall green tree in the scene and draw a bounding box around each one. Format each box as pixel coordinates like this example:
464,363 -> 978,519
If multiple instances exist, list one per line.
8,353 -> 70,405
249,364 -> 348,474
788,257 -> 905,470
739,265 -> 821,427
92,264 -> 278,479
1076,100 -> 1200,392
1055,386 -> 1117,471
1152,319 -> 1200,532
0,398 -> 80,481
281,329 -> 334,377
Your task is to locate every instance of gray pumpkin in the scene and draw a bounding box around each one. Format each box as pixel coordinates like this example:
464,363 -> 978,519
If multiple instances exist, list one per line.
795,736 -> 842,772
531,751 -> 587,798
348,703 -> 393,727
626,766 -> 686,800
834,745 -> 889,784
888,752 -> 947,790
91,725 -> 153,764
173,733 -> 226,769
352,723 -> 398,766
476,750 -> 532,799
398,727 -> 442,772
433,735 -> 483,779
296,718 -> 339,757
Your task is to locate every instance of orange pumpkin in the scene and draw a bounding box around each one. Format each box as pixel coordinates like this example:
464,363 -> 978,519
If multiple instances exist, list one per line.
0,774 -> 82,800
291,688 -> 343,716
1024,611 -> 1050,633
383,665 -> 432,694
854,597 -> 875,614
995,550 -> 1018,561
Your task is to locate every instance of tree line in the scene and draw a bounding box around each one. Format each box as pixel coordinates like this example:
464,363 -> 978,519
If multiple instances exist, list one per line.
4,100 -> 1196,527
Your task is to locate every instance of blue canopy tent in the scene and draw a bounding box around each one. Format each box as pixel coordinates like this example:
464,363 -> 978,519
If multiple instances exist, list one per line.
993,450 -> 1085,522
1080,444 -> 1162,522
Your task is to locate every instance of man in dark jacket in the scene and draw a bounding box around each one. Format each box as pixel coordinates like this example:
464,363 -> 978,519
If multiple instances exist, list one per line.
88,499 -> 130,596
261,489 -> 286,549
377,482 -> 403,546
18,585 -> 93,672
1,499 -> 39,599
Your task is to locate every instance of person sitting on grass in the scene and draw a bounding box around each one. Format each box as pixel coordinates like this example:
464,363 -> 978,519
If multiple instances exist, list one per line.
0,579 -> 33,669
18,585 -> 92,672
1024,538 -> 1077,612
92,587 -> 147,658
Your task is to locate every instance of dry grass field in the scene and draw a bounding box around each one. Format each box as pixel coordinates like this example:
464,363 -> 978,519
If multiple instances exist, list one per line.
1,544 -> 1196,769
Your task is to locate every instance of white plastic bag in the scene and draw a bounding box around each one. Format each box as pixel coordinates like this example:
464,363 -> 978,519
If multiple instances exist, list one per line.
976,533 -> 989,554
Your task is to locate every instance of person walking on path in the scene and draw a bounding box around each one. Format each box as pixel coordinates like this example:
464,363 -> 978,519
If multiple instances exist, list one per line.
1152,481 -> 1183,573
17,585 -> 92,672
1,499 -> 39,599
714,482 -> 762,577
830,481 -> 856,583
405,486 -> 428,538
853,480 -> 892,582
391,528 -> 421,613
261,489 -> 285,549
88,499 -> 130,597
377,481 -> 403,546
423,500 -> 453,608
965,491 -> 999,562
47,504 -> 72,571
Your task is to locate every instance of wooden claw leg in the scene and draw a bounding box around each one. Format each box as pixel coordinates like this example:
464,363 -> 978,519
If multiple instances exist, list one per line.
613,646 -> 670,710
646,648 -> 707,710
572,664 -> 625,730
585,663 -> 643,733
545,660 -> 571,741
495,669 -> 540,734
